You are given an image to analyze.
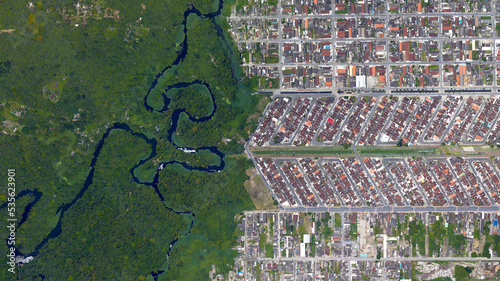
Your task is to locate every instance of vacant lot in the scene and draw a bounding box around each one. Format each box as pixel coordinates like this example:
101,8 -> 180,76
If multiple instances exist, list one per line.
244,168 -> 276,210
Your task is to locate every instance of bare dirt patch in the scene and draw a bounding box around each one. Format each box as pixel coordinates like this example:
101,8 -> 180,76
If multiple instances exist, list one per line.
478,235 -> 486,254
0,29 -> 15,34
472,238 -> 480,254
244,168 -> 276,210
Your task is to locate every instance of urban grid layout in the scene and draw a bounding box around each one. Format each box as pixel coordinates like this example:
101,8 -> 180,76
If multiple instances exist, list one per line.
227,0 -> 500,280
3,0 -> 500,279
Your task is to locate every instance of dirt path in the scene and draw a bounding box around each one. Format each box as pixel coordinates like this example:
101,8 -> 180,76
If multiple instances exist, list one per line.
425,233 -> 429,256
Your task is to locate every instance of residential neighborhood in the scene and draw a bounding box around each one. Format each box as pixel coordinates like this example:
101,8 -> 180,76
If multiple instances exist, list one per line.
228,211 -> 500,280
228,1 -> 500,92
254,156 -> 500,209
226,0 -> 500,279
249,95 -> 500,147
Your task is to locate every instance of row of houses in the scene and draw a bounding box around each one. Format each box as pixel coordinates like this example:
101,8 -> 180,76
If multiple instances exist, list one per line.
230,15 -> 496,42
241,64 -> 497,89
236,211 -> 500,260
251,95 -> 500,148
256,157 -> 500,208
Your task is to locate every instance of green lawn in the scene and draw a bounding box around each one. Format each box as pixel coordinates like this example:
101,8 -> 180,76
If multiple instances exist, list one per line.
251,146 -> 439,157
357,147 -> 439,155
251,147 -> 354,156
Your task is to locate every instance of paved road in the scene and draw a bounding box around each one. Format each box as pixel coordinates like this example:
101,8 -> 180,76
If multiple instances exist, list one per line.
237,37 -> 500,43
246,205 -> 500,213
259,89 -> 495,97
230,12 -> 500,20
236,256 -> 500,262
243,61 -> 497,66
281,205 -> 500,212
274,90 -> 493,95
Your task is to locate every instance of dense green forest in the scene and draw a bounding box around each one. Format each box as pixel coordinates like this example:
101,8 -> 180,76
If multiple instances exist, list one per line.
17,130 -> 188,280
159,157 -> 254,280
0,0 -> 264,279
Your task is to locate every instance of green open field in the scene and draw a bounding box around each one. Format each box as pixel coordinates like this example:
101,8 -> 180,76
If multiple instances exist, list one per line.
251,146 -> 354,156
251,146 -> 440,157
357,147 -> 440,155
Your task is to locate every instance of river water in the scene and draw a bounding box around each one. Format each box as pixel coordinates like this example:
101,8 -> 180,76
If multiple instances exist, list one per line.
4,1 -> 237,279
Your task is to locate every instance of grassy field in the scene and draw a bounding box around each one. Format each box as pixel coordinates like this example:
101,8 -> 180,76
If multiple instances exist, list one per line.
251,146 -> 439,157
251,146 -> 354,156
357,147 -> 440,155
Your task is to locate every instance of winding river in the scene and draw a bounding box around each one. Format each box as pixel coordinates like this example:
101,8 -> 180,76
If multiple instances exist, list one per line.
3,0 -> 238,279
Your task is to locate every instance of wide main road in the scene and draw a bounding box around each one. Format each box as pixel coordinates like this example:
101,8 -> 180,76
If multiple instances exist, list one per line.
279,205 -> 500,213
246,204 -> 500,213
230,12 -> 500,20
238,256 -> 500,262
